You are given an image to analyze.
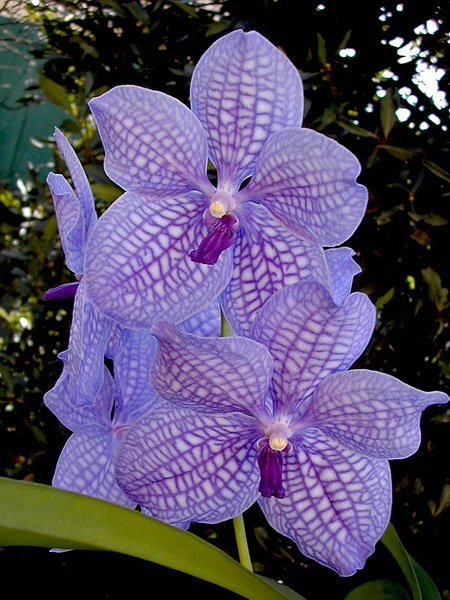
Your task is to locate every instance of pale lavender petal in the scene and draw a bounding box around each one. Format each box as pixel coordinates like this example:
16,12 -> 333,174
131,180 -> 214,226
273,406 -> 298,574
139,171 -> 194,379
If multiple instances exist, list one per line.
149,321 -> 272,417
115,402 -> 260,524
46,173 -> 85,274
83,191 -> 233,329
66,280 -> 115,407
53,424 -> 136,509
301,369 -> 449,458
179,300 -> 222,337
191,30 -> 303,190
236,128 -> 368,246
44,353 -> 114,433
325,247 -> 361,305
259,429 -> 391,576
140,506 -> 191,531
221,203 -> 331,336
89,85 -> 214,198
112,329 -> 160,425
249,281 -> 376,418
54,127 -> 97,236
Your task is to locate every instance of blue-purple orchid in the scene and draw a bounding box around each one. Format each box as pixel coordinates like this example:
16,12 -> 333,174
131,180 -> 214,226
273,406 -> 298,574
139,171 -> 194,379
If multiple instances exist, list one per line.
82,30 -> 368,334
114,280 -> 448,576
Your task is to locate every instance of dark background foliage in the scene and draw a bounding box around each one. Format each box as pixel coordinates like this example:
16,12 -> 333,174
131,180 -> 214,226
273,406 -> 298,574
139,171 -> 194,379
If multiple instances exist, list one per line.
0,1 -> 449,598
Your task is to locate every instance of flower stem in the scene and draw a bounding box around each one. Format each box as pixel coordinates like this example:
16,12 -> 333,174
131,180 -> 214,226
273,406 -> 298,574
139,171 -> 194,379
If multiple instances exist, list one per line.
220,309 -> 253,572
233,513 -> 253,572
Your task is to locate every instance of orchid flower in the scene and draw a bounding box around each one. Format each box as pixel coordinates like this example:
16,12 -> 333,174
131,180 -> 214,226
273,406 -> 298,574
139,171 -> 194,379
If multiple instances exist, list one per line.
114,281 -> 448,576
82,30 -> 368,334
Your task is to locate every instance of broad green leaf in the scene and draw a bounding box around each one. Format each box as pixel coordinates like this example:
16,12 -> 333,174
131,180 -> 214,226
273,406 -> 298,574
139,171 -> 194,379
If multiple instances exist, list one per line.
375,287 -> 395,310
381,523 -> 421,600
0,478 -> 307,600
344,580 -> 409,600
408,555 -> 441,600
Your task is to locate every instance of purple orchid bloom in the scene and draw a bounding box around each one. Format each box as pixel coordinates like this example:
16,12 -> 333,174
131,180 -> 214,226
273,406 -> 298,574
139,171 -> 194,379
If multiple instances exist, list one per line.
114,281 -> 448,575
47,328 -> 161,510
82,29 -> 368,334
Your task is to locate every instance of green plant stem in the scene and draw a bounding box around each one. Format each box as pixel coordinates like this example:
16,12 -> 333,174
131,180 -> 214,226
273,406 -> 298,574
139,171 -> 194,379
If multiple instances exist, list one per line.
233,513 -> 253,572
220,309 -> 253,572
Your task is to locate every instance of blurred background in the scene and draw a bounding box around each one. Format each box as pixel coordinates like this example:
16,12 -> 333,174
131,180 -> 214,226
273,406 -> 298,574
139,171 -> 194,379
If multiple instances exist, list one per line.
0,1 -> 449,598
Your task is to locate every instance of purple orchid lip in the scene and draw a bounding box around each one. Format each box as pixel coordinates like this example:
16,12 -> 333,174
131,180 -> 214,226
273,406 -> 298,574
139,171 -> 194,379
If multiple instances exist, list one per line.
44,281 -> 80,300
190,213 -> 238,265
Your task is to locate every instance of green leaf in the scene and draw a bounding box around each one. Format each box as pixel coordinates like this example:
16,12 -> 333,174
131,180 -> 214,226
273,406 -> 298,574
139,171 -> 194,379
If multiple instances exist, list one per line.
336,119 -> 378,138
380,89 -> 397,139
344,579 -> 409,600
421,267 -> 449,312
408,555 -> 441,600
38,71 -> 74,114
423,160 -> 450,182
375,287 -> 395,310
381,523 -> 421,600
90,183 -> 123,203
377,145 -> 423,160
317,33 -> 328,66
0,478 -> 307,600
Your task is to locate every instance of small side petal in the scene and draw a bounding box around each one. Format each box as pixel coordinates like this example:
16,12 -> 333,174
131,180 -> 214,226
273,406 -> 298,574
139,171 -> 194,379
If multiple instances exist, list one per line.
54,127 -> 97,237
259,429 -> 391,576
46,173 -> 84,274
301,369 -> 449,458
237,128 -> 368,246
150,321 -> 272,417
83,191 -> 233,329
220,203 -> 331,336
89,85 -> 213,197
115,403 -> 260,525
249,281 -> 376,417
191,30 -> 303,189
325,247 -> 361,305
53,424 -> 136,509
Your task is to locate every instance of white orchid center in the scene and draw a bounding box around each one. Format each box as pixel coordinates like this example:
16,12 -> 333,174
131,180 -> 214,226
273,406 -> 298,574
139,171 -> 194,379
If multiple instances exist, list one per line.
209,190 -> 236,218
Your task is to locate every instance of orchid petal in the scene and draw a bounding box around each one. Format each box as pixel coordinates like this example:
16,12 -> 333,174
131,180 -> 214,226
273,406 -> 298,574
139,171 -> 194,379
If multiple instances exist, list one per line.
149,321 -> 272,417
112,329 -> 160,424
325,247 -> 361,305
44,281 -> 80,301
53,424 -> 136,509
83,192 -> 233,329
66,280 -> 115,407
191,30 -> 303,190
259,429 -> 391,576
220,203 -> 331,336
44,353 -> 114,433
179,300 -> 222,337
115,402 -> 260,524
249,281 -> 376,418
46,173 -> 85,274
54,127 -> 97,237
301,369 -> 449,459
236,128 -> 368,246
89,85 -> 214,198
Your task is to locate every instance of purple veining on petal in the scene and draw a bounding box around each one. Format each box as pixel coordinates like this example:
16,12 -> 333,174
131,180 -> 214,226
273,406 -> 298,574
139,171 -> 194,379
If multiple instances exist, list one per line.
190,213 -> 238,265
44,281 -> 80,300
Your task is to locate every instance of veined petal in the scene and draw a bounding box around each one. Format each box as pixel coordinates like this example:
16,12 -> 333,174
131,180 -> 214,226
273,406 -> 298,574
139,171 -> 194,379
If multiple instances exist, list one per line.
179,299 -> 222,337
46,173 -> 85,274
325,247 -> 361,305
53,424 -> 136,509
89,85 -> 214,198
249,281 -> 376,418
54,127 -> 97,238
83,192 -> 233,329
220,203 -> 331,336
115,403 -> 260,525
236,128 -> 368,246
112,329 -> 160,425
259,429 -> 391,576
149,321 -> 272,417
191,30 -> 303,190
44,352 -> 114,433
301,369 -> 449,459
66,280 -> 115,407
